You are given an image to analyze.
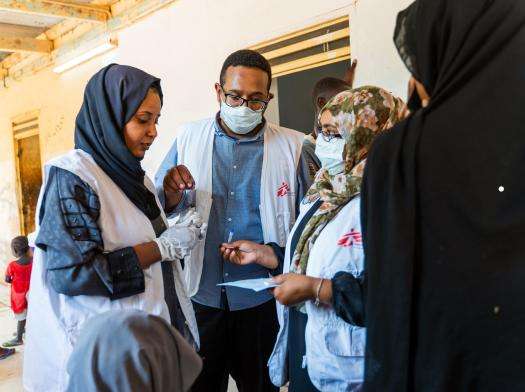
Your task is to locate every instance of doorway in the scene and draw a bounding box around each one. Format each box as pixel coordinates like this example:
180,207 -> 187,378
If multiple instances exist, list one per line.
13,114 -> 43,235
276,60 -> 349,133
251,15 -> 351,133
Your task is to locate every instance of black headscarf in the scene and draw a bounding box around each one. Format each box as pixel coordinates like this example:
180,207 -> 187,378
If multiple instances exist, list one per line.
362,0 -> 525,390
75,64 -> 163,220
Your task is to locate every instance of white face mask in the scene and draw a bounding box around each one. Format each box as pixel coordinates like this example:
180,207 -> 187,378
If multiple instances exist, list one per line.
220,102 -> 263,135
315,134 -> 346,175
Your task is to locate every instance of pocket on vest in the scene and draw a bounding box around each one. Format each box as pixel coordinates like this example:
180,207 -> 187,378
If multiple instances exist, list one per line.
324,324 -> 365,357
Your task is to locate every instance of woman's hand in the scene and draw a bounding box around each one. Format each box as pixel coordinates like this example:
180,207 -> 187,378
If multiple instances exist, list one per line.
220,241 -> 278,270
272,273 -> 319,306
154,223 -> 206,262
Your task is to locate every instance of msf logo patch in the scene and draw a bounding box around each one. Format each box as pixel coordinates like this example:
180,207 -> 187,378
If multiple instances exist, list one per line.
337,229 -> 363,248
277,182 -> 291,197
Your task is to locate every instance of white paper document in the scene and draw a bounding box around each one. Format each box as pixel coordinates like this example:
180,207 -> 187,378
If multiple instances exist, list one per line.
217,278 -> 279,292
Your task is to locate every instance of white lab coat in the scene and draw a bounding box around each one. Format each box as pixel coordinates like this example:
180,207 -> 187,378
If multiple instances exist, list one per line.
175,118 -> 304,296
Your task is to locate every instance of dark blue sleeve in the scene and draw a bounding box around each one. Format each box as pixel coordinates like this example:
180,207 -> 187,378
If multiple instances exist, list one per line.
265,242 -> 285,276
36,167 -> 144,300
331,271 -> 366,327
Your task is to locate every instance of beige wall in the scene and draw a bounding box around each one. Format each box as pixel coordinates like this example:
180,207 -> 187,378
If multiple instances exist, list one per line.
0,0 -> 411,264
350,0 -> 413,98
0,58 -> 111,262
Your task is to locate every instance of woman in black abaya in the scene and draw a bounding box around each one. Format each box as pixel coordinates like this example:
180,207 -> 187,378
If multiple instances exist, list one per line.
359,0 -> 525,390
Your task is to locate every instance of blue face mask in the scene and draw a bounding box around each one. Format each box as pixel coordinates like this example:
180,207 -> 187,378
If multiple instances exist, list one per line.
220,102 -> 263,135
315,134 -> 346,175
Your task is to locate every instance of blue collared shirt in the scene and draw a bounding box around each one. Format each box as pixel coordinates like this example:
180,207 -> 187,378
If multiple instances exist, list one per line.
155,116 -> 313,310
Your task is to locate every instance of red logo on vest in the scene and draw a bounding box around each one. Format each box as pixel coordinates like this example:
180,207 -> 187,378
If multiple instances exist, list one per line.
337,229 -> 362,247
277,182 -> 290,197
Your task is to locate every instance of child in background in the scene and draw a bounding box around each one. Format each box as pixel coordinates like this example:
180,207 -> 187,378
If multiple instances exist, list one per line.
3,235 -> 33,347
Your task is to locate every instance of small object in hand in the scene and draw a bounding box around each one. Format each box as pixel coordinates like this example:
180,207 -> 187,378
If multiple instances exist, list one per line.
227,231 -> 234,243
223,245 -> 252,254
187,189 -> 197,208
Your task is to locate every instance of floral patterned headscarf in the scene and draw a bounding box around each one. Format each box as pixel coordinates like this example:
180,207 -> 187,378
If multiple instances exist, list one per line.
291,86 -> 407,274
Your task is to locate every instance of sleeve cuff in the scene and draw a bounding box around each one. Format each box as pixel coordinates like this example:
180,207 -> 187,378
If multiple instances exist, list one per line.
107,247 -> 145,300
265,242 -> 285,276
331,271 -> 366,327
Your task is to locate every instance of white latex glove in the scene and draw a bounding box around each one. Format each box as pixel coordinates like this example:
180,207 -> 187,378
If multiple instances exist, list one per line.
168,208 -> 204,228
154,222 -> 207,261
180,208 -> 204,228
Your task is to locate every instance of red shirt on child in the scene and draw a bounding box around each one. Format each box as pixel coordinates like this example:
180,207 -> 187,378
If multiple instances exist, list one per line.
5,259 -> 33,314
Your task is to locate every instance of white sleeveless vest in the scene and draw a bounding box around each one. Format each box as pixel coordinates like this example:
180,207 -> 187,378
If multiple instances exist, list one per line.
23,150 -> 199,392
176,118 -> 304,297
268,196 -> 366,391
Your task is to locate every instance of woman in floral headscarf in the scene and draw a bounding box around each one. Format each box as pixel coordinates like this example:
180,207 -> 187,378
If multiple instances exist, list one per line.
220,86 -> 406,391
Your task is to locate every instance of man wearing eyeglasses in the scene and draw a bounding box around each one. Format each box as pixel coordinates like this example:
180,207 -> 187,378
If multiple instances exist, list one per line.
155,49 -> 313,392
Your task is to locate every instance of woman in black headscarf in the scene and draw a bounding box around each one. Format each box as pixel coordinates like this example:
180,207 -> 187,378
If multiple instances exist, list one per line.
359,0 -> 525,390
24,64 -> 203,392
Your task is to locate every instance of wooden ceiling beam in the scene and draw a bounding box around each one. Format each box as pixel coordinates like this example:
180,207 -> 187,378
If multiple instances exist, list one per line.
0,18 -> 81,70
0,0 -> 110,23
0,0 -> 178,85
0,35 -> 52,53
0,22 -> 46,38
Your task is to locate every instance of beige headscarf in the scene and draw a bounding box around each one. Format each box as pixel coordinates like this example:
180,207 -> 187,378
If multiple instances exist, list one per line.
290,86 -> 407,274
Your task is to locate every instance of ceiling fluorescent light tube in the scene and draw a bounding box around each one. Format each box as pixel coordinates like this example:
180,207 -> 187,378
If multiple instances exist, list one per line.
53,40 -> 117,74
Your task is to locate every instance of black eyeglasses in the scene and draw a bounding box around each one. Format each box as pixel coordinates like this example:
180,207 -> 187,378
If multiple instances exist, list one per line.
220,86 -> 269,112
320,129 -> 343,142
321,134 -> 343,142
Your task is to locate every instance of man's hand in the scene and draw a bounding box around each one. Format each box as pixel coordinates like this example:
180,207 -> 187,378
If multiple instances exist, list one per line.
271,273 -> 319,306
220,241 -> 279,270
163,165 -> 195,211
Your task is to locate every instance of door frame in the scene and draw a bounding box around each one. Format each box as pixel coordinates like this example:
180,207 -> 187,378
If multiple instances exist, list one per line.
12,110 -> 41,235
250,14 -> 351,78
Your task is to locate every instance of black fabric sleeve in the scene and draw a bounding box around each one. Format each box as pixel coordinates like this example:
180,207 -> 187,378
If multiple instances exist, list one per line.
331,271 -> 366,327
36,167 -> 145,300
106,247 -> 145,300
295,145 -> 314,217
265,242 -> 285,276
